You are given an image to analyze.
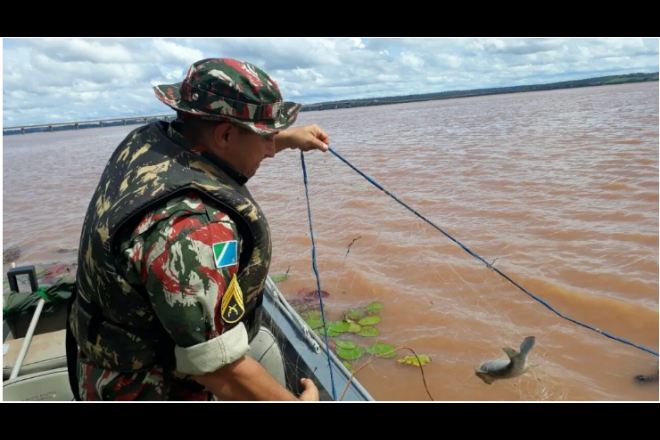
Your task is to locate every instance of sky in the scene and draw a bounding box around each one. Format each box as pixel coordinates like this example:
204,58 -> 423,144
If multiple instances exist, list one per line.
2,37 -> 659,127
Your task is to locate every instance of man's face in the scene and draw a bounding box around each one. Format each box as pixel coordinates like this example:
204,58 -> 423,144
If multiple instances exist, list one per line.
217,125 -> 277,179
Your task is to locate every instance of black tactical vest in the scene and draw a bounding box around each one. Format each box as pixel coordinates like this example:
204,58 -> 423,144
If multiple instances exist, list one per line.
67,121 -> 272,374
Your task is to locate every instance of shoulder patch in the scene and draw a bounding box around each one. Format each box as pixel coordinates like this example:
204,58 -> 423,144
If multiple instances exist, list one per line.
213,240 -> 238,268
221,274 -> 245,324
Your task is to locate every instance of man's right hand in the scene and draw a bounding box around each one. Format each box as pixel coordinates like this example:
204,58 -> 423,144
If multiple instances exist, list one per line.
299,378 -> 320,401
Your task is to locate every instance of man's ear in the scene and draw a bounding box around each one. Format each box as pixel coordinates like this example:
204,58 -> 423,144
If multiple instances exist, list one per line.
212,122 -> 233,149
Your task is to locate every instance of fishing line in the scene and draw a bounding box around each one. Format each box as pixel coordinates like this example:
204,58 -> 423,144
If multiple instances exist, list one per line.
300,151 -> 339,401
302,146 -> 658,358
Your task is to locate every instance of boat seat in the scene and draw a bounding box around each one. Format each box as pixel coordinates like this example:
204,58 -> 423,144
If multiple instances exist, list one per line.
3,330 -> 67,380
3,367 -> 74,401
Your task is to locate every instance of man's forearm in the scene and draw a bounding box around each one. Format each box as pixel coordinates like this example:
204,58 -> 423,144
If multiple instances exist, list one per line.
274,130 -> 292,154
193,355 -> 299,401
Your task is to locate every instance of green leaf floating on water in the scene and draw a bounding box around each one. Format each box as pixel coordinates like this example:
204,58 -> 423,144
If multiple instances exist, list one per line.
337,346 -> 366,361
347,322 -> 362,334
336,340 -> 357,350
345,307 -> 368,321
302,311 -> 324,329
397,355 -> 431,367
328,321 -> 350,334
317,328 -> 342,338
359,316 -> 381,326
368,343 -> 398,359
342,361 -> 354,372
357,326 -> 380,337
301,311 -> 322,321
270,274 -> 291,283
367,302 -> 384,314
305,318 -> 323,330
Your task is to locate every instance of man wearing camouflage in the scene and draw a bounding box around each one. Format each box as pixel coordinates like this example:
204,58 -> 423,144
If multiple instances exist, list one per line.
66,58 -> 328,401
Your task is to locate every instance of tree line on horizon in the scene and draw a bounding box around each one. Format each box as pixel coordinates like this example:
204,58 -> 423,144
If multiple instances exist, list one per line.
299,72 -> 659,111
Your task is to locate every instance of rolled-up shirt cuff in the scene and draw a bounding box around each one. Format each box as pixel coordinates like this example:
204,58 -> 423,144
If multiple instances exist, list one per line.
174,322 -> 249,376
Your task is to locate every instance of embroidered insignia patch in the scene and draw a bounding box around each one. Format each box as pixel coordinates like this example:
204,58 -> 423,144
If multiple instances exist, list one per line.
221,274 -> 245,324
213,240 -> 238,269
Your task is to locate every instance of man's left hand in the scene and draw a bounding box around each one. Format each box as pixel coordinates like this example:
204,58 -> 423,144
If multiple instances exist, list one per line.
276,124 -> 330,153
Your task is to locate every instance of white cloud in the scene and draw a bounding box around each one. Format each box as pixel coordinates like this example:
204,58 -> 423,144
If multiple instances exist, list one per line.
2,37 -> 658,126
35,37 -> 137,63
350,38 -> 366,49
151,39 -> 205,65
399,52 -> 425,71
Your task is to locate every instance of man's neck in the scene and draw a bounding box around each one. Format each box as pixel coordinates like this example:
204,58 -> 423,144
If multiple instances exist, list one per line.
171,120 -> 249,186
205,153 -> 248,186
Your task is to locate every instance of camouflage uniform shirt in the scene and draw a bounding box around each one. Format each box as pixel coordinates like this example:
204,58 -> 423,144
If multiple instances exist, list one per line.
77,125 -> 251,401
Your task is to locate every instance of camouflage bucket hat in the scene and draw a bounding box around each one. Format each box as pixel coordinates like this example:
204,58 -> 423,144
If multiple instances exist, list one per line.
154,58 -> 302,135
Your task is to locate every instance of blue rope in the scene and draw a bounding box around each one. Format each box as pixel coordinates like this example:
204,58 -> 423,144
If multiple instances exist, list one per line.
300,150 -> 339,401
326,147 -> 658,358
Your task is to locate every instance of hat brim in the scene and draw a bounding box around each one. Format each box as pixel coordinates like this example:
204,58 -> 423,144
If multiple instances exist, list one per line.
154,82 -> 301,136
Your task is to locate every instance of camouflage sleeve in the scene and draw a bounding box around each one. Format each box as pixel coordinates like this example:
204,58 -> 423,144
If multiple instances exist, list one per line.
124,192 -> 249,376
